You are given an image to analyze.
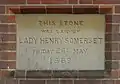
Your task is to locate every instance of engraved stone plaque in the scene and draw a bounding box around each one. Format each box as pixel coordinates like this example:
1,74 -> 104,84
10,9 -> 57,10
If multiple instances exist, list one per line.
16,14 -> 105,70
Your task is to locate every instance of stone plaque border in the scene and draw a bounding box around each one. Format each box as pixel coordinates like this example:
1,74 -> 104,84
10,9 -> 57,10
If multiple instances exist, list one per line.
8,6 -> 113,78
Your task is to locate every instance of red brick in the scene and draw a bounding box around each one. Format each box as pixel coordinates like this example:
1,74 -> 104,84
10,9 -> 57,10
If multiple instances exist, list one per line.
20,6 -> 45,14
0,6 -> 5,14
79,0 -> 92,4
0,15 -> 16,23
0,61 -> 16,69
106,52 -> 120,60
46,6 -> 72,14
0,15 -> 8,23
27,0 -> 41,4
8,0 -> 26,4
7,6 -> 20,14
105,43 -> 119,51
0,0 -> 25,4
0,70 -> 12,78
106,24 -> 119,33
112,34 -> 120,41
112,43 -> 119,51
105,42 -> 110,51
115,6 -> 120,13
69,0 -> 78,4
99,6 -> 113,14
8,15 -> 16,23
105,52 -> 112,60
105,15 -> 112,23
20,80 -> 45,84
0,70 -> 2,77
102,80 -> 114,84
110,70 -> 118,78
112,61 -> 119,69
0,0 -> 7,4
60,80 -> 73,84
119,44 -> 120,51
47,80 -> 59,84
8,25 -> 16,32
94,0 -> 120,4
0,24 -> 16,32
105,34 -> 112,42
0,43 -> 16,51
118,70 -> 120,78
116,80 -> 120,84
0,52 -> 16,60
0,79 -> 5,84
0,24 -> 8,32
0,34 -> 16,41
106,15 -> 120,23
74,80 -> 101,84
112,52 -> 120,60
73,5 -> 99,14
6,79 -> 18,84
106,61 -> 119,70
41,0 -> 67,4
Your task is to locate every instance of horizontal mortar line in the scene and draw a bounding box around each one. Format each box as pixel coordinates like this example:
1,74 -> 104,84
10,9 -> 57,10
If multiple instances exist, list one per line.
117,78 -> 120,80
71,78 -> 87,80
117,68 -> 120,70
0,32 -> 16,34
110,13 -> 120,15
57,78 -> 74,80
0,13 -> 120,16
73,78 -> 117,80
105,13 -> 114,15
5,4 -> 99,6
18,78 -> 75,80
105,42 -> 113,43
0,69 -> 15,71
0,50 -> 16,52
0,24 -> 16,26
0,60 -> 16,61
105,60 -> 120,61
70,79 -> 116,81
59,78 -> 74,80
4,4 -> 120,6
0,23 -> 16,25
1,13 -> 118,15
111,41 -> 120,43
1,13 -> 119,15
105,13 -> 120,15
105,51 -> 120,53
105,41 -> 120,43
0,41 -> 16,43
105,51 -> 120,52
106,23 -> 120,25
0,13 -> 116,15
98,78 -> 118,80
0,14 -> 16,15
0,42 -> 16,43
111,69 -> 120,71
105,32 -> 119,34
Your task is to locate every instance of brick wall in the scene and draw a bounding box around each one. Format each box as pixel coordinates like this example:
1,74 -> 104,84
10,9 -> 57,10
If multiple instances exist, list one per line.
0,0 -> 120,84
